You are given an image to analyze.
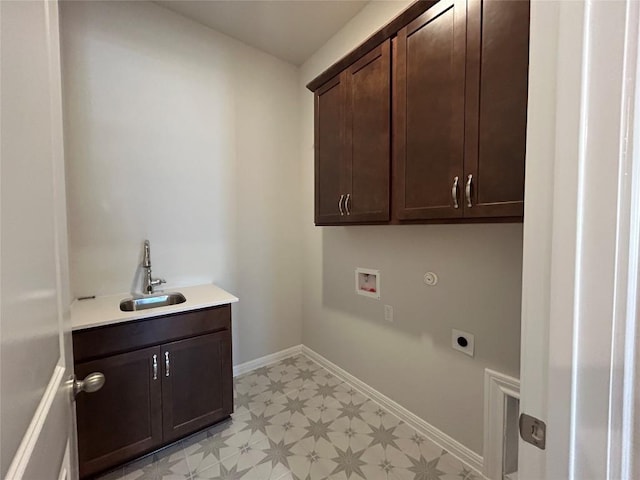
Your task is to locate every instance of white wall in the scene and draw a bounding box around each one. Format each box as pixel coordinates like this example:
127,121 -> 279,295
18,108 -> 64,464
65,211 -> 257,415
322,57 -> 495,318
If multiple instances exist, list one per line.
60,1 -> 302,364
299,1 -> 523,456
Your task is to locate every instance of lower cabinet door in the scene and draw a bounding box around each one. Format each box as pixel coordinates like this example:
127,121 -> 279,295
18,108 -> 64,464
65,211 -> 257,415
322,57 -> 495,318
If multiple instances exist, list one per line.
75,346 -> 162,478
161,331 -> 233,442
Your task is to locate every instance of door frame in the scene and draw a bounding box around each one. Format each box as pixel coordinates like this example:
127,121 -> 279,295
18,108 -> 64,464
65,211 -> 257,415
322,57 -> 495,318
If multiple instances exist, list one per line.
519,0 -> 640,478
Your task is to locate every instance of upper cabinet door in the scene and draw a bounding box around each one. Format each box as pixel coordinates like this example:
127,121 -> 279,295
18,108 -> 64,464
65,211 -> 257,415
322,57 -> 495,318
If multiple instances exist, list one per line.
394,0 -> 467,220
343,40 -> 391,223
463,0 -> 530,218
315,74 -> 346,225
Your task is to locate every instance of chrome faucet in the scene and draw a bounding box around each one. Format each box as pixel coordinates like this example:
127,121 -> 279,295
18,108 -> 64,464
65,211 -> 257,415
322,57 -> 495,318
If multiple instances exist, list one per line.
142,240 -> 166,294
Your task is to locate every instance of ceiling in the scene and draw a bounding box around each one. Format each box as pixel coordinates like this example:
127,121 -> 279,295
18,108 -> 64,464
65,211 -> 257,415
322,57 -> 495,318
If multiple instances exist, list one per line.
155,1 -> 369,66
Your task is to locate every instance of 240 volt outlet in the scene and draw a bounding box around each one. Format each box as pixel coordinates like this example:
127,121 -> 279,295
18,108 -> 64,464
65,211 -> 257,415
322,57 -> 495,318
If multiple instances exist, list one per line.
451,329 -> 474,357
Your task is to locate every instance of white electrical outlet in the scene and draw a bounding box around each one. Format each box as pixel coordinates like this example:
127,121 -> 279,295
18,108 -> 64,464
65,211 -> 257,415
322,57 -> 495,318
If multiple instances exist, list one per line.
384,305 -> 394,322
452,329 -> 474,357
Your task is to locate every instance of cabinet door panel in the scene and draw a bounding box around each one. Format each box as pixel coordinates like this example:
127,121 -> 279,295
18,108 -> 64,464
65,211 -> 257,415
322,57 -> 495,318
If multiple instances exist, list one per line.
464,0 -> 529,217
161,331 -> 232,442
344,40 -> 390,222
394,0 -> 466,220
76,347 -> 162,478
315,74 -> 346,225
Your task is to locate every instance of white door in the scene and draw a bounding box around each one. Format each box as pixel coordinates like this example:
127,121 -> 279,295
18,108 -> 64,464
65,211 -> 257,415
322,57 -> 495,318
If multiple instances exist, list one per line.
519,0 -> 640,479
1,1 -> 79,479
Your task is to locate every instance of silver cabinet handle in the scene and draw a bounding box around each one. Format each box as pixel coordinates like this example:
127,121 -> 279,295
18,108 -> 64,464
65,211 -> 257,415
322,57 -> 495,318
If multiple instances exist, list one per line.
152,354 -> 158,380
73,372 -> 105,398
165,351 -> 170,377
345,194 -> 351,215
338,194 -> 345,216
451,176 -> 459,209
465,174 -> 473,207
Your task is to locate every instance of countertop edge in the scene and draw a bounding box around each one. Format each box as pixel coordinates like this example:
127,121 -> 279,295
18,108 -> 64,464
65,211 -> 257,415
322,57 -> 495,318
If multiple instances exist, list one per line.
70,284 -> 239,332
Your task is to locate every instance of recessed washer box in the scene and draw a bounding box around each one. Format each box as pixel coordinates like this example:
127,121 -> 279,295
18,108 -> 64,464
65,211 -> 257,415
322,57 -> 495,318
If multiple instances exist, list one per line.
355,267 -> 380,299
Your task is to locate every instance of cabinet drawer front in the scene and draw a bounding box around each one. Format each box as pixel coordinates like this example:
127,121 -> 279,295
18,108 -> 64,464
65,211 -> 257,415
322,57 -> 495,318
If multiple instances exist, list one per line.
76,346 -> 162,478
161,331 -> 233,442
73,305 -> 231,362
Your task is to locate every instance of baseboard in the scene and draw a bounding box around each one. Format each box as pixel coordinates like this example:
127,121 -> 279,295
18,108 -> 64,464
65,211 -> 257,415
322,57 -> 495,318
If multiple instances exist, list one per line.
301,346 -> 486,475
233,344 -> 303,377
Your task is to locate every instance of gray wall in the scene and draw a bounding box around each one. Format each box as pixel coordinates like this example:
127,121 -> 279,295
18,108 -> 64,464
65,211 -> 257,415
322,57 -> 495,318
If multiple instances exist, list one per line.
299,1 -> 523,456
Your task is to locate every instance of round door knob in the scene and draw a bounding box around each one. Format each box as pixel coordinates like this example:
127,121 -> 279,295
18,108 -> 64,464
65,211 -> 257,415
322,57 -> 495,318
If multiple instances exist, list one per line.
73,372 -> 105,397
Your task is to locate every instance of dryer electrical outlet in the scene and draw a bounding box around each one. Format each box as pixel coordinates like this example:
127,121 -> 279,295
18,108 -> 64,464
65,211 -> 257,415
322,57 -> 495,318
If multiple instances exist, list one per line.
452,329 -> 474,357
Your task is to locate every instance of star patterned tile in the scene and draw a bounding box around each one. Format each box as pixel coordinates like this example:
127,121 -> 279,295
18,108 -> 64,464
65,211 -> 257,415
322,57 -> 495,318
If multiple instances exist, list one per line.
96,354 -> 484,480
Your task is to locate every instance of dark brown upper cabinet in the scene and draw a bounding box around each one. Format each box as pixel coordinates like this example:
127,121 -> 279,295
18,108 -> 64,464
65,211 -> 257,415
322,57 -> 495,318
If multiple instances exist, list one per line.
394,0 -> 467,220
315,74 -> 345,225
308,0 -> 530,225
394,0 -> 529,221
464,0 -> 529,218
314,40 -> 391,225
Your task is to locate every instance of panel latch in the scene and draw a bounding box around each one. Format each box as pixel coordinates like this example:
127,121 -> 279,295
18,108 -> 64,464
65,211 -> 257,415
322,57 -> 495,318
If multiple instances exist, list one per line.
519,413 -> 546,450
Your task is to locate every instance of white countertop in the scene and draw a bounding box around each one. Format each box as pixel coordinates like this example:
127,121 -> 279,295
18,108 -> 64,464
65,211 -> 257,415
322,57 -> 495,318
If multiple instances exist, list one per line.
71,283 -> 238,331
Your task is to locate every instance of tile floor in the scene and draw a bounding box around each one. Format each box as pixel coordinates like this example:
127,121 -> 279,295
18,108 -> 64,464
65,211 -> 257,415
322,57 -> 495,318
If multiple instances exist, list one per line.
98,354 -> 481,480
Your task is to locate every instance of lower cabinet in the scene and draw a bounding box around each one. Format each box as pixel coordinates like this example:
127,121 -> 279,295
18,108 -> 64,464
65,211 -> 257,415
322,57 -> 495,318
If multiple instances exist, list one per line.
73,305 -> 233,479
161,332 -> 233,443
75,347 -> 163,478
